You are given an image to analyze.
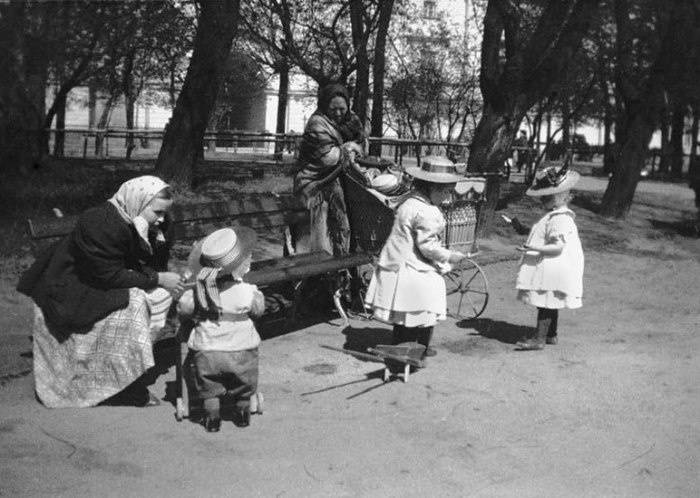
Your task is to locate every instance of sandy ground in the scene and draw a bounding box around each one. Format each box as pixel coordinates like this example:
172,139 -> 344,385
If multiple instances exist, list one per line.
1,175 -> 699,498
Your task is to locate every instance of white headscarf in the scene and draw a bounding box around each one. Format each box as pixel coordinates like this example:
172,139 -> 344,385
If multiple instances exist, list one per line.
108,175 -> 170,251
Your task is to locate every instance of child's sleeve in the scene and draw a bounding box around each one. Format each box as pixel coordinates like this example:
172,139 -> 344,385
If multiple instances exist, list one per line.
249,285 -> 265,318
177,289 -> 195,318
546,213 -> 577,244
414,208 -> 452,265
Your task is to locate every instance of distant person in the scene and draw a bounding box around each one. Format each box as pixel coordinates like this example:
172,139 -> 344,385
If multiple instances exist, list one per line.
507,163 -> 584,350
364,157 -> 467,359
513,130 -> 530,174
178,227 -> 265,432
17,176 -> 185,407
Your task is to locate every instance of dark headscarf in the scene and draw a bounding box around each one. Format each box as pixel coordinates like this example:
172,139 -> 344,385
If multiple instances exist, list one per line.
317,83 -> 366,145
317,83 -> 351,116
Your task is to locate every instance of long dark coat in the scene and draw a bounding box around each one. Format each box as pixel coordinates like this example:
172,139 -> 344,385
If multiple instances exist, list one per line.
18,202 -> 171,332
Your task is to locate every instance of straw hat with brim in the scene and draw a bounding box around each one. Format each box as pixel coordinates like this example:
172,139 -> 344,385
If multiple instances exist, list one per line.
187,226 -> 257,277
405,156 -> 464,183
526,166 -> 580,196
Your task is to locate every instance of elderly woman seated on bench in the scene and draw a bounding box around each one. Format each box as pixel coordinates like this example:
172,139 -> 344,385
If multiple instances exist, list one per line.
17,175 -> 185,408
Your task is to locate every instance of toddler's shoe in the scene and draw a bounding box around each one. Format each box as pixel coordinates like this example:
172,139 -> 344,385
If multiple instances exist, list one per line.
250,392 -> 264,415
233,408 -> 251,428
204,415 -> 221,432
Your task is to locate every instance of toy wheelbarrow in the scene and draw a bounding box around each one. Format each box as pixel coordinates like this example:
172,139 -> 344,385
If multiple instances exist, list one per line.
323,343 -> 426,383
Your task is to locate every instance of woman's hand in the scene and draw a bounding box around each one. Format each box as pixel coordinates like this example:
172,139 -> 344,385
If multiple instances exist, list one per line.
158,271 -> 185,297
342,141 -> 363,162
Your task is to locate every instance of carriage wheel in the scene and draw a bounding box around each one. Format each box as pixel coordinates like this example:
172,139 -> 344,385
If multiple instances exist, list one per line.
445,259 -> 489,320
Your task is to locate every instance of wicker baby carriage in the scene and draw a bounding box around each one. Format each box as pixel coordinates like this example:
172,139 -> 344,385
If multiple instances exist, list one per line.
344,170 -> 490,320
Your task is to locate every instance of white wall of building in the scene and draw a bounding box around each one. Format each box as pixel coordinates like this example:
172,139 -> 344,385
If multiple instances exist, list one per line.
49,86 -> 173,130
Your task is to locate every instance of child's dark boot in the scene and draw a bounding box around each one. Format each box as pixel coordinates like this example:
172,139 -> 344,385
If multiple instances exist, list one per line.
233,399 -> 251,427
203,397 -> 221,432
516,308 -> 555,350
417,327 -> 436,358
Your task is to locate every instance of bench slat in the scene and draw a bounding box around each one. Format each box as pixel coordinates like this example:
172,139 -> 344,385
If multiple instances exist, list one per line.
246,251 -> 373,287
29,216 -> 79,240
250,251 -> 333,273
170,195 -> 305,222
171,212 -> 308,241
28,195 -> 309,242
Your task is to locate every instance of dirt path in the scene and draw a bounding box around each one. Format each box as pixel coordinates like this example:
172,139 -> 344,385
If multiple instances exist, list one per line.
1,179 -> 699,497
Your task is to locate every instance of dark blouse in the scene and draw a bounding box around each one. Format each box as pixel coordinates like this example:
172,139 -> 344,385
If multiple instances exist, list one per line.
18,202 -> 171,333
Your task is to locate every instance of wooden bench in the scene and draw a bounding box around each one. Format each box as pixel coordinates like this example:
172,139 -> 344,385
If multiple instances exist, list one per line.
27,193 -> 374,420
27,194 -> 372,322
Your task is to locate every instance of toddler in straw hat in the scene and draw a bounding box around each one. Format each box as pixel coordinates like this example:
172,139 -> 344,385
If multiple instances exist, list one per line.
178,227 -> 265,432
507,163 -> 585,350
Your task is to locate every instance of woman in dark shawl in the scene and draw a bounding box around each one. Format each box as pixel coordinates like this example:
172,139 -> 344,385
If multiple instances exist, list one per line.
293,83 -> 366,256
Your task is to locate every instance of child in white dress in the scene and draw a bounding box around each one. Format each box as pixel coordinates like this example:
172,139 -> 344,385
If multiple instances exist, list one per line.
364,156 -> 467,359
511,164 -> 584,350
178,227 -> 265,432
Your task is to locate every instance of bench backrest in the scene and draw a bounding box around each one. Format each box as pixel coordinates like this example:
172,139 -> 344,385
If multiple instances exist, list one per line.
28,194 -> 307,255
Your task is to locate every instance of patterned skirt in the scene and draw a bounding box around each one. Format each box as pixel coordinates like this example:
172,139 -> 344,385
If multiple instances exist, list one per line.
33,288 -> 172,408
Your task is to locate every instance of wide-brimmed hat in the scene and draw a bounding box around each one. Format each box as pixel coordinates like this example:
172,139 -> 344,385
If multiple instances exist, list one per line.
187,226 -> 257,277
405,156 -> 464,183
526,163 -> 580,196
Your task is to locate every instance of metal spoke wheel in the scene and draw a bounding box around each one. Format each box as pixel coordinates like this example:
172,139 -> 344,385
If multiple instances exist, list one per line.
444,258 -> 489,320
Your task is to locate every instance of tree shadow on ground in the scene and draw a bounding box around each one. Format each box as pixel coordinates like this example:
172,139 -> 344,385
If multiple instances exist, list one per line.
465,318 -> 531,345
571,192 -> 602,213
649,218 -> 700,238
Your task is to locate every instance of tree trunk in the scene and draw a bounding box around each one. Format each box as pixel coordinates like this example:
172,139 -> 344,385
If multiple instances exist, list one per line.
600,0 -> 697,217
121,50 -> 137,161
468,104 -> 519,234
89,84 -> 97,129
561,101 -> 571,153
0,2 -> 47,176
155,0 -> 240,187
53,98 -> 66,158
658,101 -> 670,176
273,63 -> 289,160
669,100 -> 686,180
603,85 -> 614,176
369,0 -> 394,157
124,93 -> 136,161
468,0 -> 601,234
95,94 -> 117,157
600,116 -> 653,216
689,108 -> 700,182
691,109 -> 699,161
349,0 -> 370,124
